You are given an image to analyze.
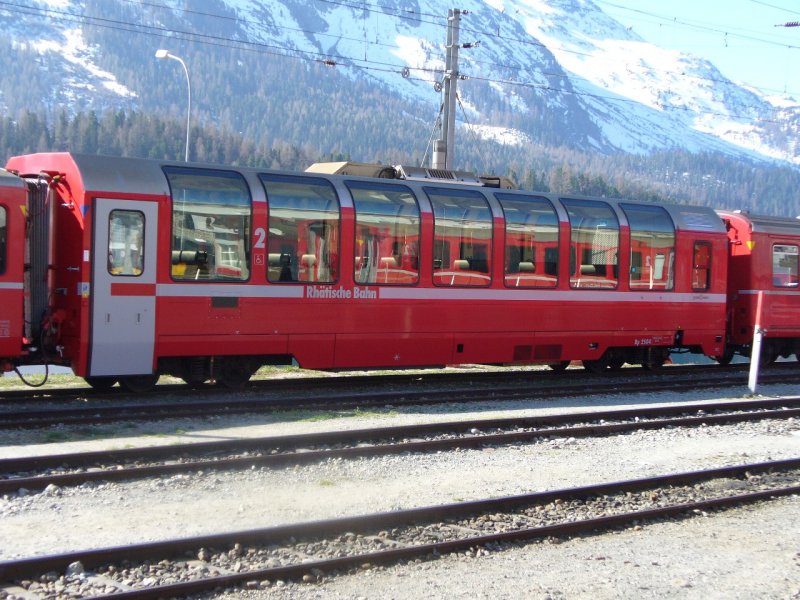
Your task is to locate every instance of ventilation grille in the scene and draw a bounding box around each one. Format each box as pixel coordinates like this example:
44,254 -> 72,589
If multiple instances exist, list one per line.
395,165 -> 482,185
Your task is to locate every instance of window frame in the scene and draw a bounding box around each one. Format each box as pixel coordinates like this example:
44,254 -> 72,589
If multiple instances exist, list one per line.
107,209 -> 145,277
425,187 -> 493,288
561,198 -> 620,290
772,243 -> 799,288
347,180 -> 421,286
496,193 -> 559,289
0,205 -> 6,276
164,166 -> 253,283
260,173 -> 341,284
691,241 -> 713,292
620,203 -> 676,291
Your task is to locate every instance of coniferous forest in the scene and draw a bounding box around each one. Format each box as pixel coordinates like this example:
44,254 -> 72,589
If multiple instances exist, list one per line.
2,0 -> 800,217
3,107 -> 800,218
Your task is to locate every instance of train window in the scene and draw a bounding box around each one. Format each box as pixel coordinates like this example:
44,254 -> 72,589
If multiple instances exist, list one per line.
426,188 -> 492,287
561,199 -> 619,289
0,206 -> 6,275
347,181 -> 420,285
772,245 -> 799,287
496,193 -> 559,288
692,241 -> 712,291
107,210 -> 144,276
164,167 -> 252,282
260,174 -> 339,283
620,204 -> 675,291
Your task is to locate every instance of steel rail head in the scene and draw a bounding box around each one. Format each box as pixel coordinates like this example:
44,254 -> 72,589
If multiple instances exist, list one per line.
1,458 -> 799,583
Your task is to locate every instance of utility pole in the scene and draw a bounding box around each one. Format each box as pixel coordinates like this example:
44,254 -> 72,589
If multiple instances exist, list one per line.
432,9 -> 462,171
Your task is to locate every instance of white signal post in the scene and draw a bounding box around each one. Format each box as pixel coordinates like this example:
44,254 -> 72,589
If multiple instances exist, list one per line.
747,290 -> 765,394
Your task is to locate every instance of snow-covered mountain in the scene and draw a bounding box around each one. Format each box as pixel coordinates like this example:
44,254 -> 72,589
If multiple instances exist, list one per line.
2,0 -> 800,166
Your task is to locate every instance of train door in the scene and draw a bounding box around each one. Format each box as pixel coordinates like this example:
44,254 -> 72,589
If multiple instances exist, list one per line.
89,199 -> 158,376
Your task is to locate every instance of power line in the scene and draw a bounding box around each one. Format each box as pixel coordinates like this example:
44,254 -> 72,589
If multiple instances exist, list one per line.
131,0 -> 800,99
598,0 -> 800,49
465,72 -> 783,125
0,0 -> 440,77
456,2 -> 800,97
749,0 -> 800,18
125,0 -> 432,53
0,0 -> 791,128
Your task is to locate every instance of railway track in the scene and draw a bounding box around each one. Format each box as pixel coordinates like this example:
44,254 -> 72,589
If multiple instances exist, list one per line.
0,361 -> 779,405
2,396 -> 798,495
2,368 -> 799,430
1,459 -> 797,598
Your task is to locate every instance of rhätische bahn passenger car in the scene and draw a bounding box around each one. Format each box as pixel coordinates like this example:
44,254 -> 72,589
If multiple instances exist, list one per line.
1,153 -> 729,390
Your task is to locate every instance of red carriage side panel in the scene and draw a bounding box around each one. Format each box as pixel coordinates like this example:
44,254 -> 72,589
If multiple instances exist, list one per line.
0,152 -> 735,387
5,153 -> 170,380
0,169 -> 27,368
719,210 -> 800,359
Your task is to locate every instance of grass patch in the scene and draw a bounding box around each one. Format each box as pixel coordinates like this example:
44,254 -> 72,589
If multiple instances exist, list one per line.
353,408 -> 398,419
74,427 -> 109,439
38,426 -> 119,444
286,408 -> 399,423
318,479 -> 335,487
42,431 -> 70,443
0,373 -> 86,389
300,411 -> 343,423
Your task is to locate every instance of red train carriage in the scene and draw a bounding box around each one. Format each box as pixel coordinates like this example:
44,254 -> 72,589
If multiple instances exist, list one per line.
718,210 -> 800,363
1,153 -> 729,390
0,169 -> 27,370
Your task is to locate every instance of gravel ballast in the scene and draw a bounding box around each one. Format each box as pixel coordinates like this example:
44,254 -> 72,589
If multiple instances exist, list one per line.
1,380 -> 799,598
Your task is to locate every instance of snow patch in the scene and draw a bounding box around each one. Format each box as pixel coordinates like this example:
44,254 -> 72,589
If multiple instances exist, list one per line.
31,27 -> 136,99
464,124 -> 529,147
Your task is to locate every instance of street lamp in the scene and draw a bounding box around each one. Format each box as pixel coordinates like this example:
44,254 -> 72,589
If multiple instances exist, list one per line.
155,49 -> 191,162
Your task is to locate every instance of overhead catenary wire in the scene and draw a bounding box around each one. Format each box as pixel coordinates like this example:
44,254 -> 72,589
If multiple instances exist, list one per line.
135,0 -> 800,100
0,0 -> 793,127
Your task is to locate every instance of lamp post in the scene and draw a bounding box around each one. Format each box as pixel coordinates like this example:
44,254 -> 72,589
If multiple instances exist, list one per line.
155,49 -> 191,162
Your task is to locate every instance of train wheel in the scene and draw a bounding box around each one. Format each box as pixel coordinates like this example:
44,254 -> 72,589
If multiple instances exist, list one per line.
642,348 -> 668,371
217,359 -> 255,389
714,347 -> 735,365
582,357 -> 609,374
84,376 -> 118,391
547,361 -> 570,372
608,356 -> 626,371
641,359 -> 664,371
760,344 -> 778,366
181,376 -> 210,389
120,374 -> 159,393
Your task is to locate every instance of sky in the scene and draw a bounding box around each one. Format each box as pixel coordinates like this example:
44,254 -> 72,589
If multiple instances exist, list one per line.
599,0 -> 800,97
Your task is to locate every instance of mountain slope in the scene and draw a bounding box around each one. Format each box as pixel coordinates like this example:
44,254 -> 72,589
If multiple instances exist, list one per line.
0,0 -> 799,169
508,0 -> 800,162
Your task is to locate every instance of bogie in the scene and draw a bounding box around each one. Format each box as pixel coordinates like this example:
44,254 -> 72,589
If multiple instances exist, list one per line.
84,376 -> 118,391
119,374 -> 160,394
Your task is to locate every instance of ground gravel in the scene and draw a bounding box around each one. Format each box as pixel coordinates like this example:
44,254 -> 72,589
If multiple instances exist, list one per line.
1,378 -> 799,599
